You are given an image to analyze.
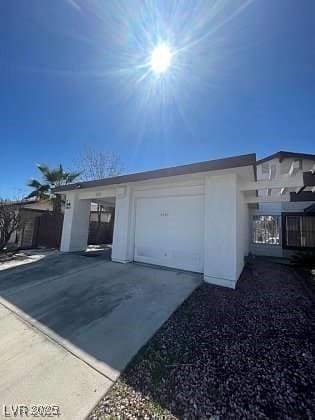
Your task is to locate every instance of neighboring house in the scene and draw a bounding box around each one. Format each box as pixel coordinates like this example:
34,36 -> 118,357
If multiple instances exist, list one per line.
19,198 -> 54,212
54,151 -> 315,289
7,199 -> 63,249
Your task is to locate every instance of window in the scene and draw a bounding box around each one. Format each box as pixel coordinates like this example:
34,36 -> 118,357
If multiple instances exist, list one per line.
252,215 -> 280,245
284,214 -> 315,248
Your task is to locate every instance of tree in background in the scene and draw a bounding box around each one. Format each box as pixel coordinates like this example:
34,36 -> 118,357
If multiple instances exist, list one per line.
75,146 -> 123,225
0,199 -> 22,251
26,164 -> 80,214
76,146 -> 123,181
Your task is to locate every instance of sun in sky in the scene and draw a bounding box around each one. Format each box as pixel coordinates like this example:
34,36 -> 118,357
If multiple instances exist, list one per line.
150,43 -> 172,74
79,0 -> 255,108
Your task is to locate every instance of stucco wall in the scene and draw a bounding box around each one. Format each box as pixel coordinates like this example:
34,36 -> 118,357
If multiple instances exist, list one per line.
60,168 -> 254,288
203,173 -> 242,288
111,186 -> 132,263
60,192 -> 90,252
236,183 -> 249,279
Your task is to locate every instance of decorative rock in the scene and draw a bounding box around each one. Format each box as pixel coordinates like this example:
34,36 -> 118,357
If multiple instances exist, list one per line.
89,261 -> 315,419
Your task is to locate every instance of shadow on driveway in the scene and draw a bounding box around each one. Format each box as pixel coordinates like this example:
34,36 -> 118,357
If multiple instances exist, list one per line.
0,252 -> 201,419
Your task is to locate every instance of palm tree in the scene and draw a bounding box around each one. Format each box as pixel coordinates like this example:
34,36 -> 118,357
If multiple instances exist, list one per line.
26,164 -> 80,213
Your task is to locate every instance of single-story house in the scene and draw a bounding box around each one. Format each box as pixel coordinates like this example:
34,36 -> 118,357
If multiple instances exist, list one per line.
54,151 -> 315,289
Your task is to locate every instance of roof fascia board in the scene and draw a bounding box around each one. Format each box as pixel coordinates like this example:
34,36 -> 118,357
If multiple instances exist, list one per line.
54,153 -> 256,194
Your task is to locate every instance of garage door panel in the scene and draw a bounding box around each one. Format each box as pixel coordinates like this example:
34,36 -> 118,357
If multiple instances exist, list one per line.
134,195 -> 204,272
134,199 -> 165,260
136,245 -> 165,260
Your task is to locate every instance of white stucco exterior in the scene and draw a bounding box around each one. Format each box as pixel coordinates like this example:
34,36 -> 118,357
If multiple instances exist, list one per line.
60,193 -> 90,252
56,151 -> 315,289
58,165 -> 253,289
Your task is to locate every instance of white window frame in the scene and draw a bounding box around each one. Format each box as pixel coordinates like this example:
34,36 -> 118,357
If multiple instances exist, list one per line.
252,215 -> 280,246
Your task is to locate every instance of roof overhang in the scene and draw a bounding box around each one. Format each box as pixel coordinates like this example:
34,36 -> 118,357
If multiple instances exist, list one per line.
256,150 -> 315,165
54,153 -> 256,194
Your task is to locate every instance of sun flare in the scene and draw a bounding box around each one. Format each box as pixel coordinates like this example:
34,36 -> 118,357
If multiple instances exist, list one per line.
150,43 -> 172,74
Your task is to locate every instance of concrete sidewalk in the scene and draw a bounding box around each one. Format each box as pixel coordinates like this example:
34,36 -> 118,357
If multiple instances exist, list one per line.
0,303 -> 110,420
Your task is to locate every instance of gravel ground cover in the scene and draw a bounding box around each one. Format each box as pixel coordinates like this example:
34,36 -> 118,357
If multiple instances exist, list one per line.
89,261 -> 315,419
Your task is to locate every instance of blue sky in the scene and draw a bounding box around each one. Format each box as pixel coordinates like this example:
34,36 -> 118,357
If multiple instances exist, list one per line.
1,0 -> 314,197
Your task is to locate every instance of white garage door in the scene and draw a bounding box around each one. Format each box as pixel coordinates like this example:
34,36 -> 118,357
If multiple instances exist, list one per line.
134,195 -> 204,272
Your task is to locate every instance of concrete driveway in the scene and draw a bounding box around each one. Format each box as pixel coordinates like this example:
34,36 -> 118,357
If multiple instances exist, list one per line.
0,252 -> 201,420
